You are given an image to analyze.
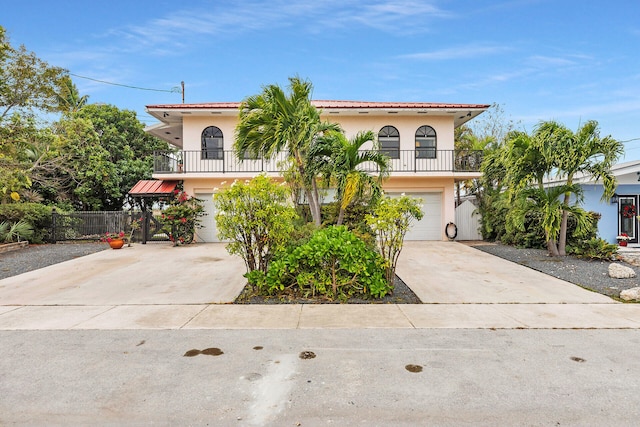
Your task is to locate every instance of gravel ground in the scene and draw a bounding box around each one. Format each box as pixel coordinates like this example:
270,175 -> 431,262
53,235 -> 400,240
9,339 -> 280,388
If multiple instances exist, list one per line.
0,243 -> 107,280
471,242 -> 640,298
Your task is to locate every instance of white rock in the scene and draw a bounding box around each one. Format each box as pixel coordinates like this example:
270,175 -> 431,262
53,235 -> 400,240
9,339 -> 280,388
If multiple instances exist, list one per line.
608,263 -> 637,279
620,287 -> 640,301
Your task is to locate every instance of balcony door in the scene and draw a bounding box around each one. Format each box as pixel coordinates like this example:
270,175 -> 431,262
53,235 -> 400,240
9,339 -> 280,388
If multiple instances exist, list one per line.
619,196 -> 638,244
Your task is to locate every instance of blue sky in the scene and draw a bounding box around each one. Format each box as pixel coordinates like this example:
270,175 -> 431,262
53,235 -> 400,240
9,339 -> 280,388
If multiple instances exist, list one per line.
4,0 -> 640,158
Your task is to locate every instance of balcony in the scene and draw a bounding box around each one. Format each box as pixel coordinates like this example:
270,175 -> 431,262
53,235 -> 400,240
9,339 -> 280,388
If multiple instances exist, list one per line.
153,150 -> 483,175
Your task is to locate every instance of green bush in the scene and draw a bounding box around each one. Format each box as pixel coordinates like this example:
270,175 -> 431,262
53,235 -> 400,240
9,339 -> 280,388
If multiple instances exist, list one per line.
365,195 -> 424,284
161,190 -> 205,246
249,225 -> 391,301
567,237 -> 618,260
502,209 -> 600,249
215,175 -> 298,272
0,220 -> 34,243
0,203 -> 52,243
321,201 -> 376,248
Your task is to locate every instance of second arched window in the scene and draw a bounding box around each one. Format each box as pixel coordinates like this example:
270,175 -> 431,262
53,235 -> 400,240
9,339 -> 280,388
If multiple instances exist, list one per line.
415,125 -> 436,159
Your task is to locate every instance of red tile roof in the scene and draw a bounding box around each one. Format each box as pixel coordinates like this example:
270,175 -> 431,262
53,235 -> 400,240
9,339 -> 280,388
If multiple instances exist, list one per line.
146,100 -> 490,110
129,180 -> 179,196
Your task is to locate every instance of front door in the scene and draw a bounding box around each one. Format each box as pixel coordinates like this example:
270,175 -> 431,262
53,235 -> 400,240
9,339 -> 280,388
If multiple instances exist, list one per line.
618,196 -> 638,244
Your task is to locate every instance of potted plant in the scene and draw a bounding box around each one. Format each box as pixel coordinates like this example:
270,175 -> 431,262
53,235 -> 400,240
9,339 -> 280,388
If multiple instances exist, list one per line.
616,233 -> 630,247
101,231 -> 126,249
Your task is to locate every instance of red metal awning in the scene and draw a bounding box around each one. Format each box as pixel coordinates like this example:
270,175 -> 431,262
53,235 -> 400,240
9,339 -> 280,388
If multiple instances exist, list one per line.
128,180 -> 179,197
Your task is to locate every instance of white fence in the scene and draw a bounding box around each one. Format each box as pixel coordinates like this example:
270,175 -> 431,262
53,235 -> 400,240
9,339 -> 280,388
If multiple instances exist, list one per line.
454,200 -> 483,241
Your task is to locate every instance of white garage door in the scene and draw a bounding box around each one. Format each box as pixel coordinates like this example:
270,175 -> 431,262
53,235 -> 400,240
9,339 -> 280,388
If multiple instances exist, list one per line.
194,193 -> 219,242
389,192 -> 442,241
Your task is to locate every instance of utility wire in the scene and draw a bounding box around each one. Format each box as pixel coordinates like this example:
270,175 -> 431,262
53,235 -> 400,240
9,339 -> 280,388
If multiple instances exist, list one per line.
69,73 -> 181,93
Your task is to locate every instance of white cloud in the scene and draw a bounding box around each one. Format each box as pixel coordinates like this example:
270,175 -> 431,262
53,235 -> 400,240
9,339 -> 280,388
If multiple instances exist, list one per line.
103,0 -> 453,54
399,44 -> 512,61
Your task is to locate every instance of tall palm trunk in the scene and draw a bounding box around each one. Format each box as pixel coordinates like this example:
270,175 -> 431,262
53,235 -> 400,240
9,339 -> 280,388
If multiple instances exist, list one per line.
309,179 -> 322,226
557,192 -> 571,256
336,206 -> 346,226
295,150 -> 322,226
547,238 -> 560,257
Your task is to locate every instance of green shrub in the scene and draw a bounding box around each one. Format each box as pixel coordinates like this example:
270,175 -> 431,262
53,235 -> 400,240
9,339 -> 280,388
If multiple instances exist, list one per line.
567,237 -> 618,260
321,202 -> 376,248
0,220 -> 34,243
0,203 -> 52,243
249,225 -> 390,301
215,175 -> 298,272
502,209 -> 600,249
365,195 -> 424,284
161,190 -> 205,246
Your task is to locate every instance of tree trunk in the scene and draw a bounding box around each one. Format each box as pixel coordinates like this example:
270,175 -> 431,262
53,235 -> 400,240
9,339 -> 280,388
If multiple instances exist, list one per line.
547,238 -> 560,257
336,206 -> 345,226
309,179 -> 322,226
557,193 -> 571,256
294,149 -> 322,226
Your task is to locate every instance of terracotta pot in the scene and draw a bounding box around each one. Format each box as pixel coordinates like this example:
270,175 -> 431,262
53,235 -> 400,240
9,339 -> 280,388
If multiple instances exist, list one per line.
619,240 -> 628,247
109,239 -> 125,249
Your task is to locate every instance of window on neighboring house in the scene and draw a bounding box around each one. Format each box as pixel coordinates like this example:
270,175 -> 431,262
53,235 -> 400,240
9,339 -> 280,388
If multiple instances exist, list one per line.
415,125 -> 436,158
201,126 -> 223,159
378,126 -> 400,159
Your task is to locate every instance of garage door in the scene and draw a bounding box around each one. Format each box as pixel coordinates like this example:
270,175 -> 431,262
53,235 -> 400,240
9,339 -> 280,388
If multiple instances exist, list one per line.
194,193 -> 219,242
389,192 -> 442,241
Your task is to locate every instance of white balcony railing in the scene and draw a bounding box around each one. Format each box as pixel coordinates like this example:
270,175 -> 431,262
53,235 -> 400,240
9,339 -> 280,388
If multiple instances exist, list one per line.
153,150 -> 483,174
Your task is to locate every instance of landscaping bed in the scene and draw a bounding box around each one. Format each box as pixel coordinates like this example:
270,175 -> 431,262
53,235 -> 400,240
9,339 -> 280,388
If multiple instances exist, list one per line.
234,275 -> 421,304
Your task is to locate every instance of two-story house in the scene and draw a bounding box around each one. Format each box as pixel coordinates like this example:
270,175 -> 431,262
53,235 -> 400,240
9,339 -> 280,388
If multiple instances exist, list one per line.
144,100 -> 489,242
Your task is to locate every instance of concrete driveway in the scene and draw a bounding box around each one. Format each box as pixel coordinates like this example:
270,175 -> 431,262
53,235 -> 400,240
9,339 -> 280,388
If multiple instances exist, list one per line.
0,242 -> 247,306
397,241 -> 614,304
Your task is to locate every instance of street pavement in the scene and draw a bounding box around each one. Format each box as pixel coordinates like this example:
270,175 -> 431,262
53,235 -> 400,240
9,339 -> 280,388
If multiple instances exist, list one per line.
1,328 -> 639,426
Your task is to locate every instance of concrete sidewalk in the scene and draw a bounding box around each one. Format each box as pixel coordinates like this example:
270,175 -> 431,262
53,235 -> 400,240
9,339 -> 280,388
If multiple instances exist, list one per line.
1,241 -> 639,330
1,302 -> 640,330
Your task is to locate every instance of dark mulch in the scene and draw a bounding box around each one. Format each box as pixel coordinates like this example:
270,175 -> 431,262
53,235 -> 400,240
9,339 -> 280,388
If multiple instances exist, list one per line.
471,242 -> 640,298
233,275 -> 422,304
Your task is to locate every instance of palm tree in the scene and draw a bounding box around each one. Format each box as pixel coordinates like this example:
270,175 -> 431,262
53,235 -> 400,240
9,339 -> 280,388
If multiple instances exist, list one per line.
512,184 -> 591,256
536,120 -> 623,255
310,130 -> 390,225
234,76 -> 340,226
454,125 -> 495,205
55,76 -> 88,114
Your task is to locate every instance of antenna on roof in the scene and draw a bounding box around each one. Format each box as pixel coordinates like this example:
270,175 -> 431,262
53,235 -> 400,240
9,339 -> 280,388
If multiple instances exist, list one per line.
181,81 -> 185,104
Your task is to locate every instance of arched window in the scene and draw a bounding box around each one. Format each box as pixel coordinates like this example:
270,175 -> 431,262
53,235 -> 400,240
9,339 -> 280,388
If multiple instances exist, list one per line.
201,126 -> 223,159
378,126 -> 400,159
415,125 -> 436,159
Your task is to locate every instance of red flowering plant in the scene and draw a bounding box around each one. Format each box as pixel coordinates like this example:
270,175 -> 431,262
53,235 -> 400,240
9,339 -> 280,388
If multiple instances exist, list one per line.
161,189 -> 205,246
616,233 -> 630,242
100,231 -> 126,243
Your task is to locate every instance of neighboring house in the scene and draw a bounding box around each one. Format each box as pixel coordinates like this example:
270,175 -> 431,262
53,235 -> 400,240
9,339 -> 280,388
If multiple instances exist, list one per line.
144,100 -> 489,242
545,160 -> 640,244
